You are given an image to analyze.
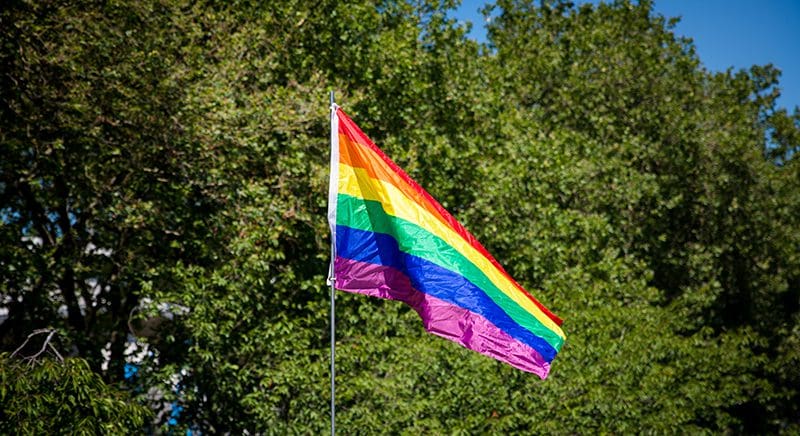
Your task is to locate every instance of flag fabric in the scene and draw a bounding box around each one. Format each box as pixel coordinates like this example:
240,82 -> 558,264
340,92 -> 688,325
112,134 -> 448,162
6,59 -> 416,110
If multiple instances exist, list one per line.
327,105 -> 565,378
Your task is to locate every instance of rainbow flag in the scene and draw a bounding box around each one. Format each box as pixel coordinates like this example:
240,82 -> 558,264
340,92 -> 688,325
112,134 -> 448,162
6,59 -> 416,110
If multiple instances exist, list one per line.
327,106 -> 565,378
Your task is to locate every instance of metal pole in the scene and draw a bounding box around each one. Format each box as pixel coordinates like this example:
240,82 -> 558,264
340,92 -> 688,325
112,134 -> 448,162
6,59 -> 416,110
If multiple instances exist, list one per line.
329,90 -> 336,436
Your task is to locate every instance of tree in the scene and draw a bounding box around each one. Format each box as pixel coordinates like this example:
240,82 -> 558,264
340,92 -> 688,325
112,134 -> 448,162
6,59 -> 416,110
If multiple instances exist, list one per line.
0,330 -> 151,434
486,0 -> 800,431
2,0 -> 798,432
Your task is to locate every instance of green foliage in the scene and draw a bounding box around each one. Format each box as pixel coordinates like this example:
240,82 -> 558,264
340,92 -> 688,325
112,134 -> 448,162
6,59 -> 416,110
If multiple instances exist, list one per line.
1,0 -> 799,433
0,353 -> 151,434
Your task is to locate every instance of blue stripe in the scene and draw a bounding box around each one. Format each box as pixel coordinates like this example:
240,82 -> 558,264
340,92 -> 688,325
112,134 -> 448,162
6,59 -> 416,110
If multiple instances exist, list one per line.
336,225 -> 557,362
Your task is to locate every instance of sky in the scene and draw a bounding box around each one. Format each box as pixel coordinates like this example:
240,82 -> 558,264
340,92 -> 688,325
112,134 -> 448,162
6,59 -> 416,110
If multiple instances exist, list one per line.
453,0 -> 800,112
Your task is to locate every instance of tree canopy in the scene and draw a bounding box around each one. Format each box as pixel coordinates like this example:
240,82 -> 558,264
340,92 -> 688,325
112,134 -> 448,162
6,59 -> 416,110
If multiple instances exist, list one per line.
1,0 -> 798,433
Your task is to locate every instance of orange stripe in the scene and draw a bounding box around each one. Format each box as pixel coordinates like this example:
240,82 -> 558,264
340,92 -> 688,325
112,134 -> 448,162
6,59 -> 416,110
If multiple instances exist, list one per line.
339,134 -> 451,227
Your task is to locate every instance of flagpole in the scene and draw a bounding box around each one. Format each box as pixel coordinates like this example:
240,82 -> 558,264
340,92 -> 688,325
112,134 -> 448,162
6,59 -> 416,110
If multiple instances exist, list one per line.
328,90 -> 337,436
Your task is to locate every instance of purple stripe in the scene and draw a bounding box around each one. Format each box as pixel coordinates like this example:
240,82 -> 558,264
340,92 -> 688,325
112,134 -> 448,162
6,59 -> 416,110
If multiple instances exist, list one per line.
334,256 -> 551,378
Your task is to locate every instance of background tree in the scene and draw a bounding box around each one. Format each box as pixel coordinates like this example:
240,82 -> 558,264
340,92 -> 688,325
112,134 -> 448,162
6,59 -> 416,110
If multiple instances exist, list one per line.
1,0 -> 798,433
0,330 -> 151,434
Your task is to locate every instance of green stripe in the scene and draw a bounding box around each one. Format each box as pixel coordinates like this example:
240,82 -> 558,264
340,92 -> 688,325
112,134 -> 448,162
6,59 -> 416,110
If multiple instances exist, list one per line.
337,193 -> 564,351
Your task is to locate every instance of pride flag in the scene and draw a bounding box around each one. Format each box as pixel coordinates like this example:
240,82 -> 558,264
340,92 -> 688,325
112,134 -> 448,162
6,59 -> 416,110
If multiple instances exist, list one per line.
327,106 -> 565,378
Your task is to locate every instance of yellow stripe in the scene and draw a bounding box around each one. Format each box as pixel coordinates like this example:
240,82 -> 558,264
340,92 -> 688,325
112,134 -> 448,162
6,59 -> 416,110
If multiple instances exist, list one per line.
339,162 -> 566,339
